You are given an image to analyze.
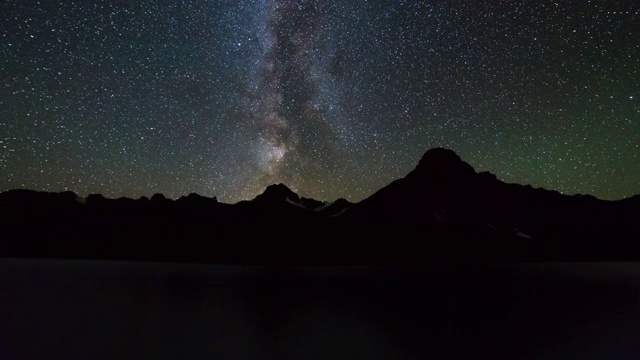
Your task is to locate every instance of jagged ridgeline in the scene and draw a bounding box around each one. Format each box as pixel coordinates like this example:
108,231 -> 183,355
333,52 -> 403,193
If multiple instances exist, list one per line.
1,148 -> 639,263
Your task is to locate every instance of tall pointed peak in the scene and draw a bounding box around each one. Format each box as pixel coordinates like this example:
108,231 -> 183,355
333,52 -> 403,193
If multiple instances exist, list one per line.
254,183 -> 301,203
410,147 -> 476,182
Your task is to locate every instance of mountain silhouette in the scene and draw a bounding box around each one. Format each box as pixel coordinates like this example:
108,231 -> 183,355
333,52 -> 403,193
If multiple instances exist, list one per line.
1,148 -> 639,263
342,147 -> 640,260
252,183 -> 303,206
315,198 -> 353,217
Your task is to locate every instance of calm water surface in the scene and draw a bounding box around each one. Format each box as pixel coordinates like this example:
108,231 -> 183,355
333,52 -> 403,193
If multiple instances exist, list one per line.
1,260 -> 639,359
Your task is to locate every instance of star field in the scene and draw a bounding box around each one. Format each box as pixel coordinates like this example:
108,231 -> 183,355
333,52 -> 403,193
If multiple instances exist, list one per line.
1,1 -> 639,203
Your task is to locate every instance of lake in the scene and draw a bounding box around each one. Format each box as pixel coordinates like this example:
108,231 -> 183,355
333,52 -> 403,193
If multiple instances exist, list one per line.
1,260 -> 639,359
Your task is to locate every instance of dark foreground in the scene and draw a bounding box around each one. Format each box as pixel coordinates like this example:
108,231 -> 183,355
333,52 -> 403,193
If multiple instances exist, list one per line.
1,260 -> 639,359
2,148 -> 640,262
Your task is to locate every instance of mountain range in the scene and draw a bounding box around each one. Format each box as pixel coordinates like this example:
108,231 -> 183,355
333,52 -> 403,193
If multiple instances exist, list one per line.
1,148 -> 639,263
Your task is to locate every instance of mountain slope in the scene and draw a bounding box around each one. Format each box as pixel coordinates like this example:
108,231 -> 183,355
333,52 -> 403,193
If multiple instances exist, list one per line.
344,147 -> 640,245
1,147 -> 639,262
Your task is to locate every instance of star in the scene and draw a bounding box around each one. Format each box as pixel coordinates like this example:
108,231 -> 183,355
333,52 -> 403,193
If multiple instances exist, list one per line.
0,0 -> 638,202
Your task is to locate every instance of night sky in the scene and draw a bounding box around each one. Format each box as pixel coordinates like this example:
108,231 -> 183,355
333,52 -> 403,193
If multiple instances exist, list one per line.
1,1 -> 639,203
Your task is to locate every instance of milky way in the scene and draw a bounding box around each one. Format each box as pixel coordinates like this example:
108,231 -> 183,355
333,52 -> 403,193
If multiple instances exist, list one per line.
233,0 -> 345,201
1,1 -> 639,202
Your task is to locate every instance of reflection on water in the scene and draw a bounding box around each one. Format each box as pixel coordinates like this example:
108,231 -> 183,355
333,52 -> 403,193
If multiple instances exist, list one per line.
1,260 -> 639,359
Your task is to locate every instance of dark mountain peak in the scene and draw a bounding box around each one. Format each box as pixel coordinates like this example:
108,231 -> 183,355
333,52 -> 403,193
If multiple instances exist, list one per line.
315,197 -> 353,217
176,192 -> 218,207
266,183 -> 292,192
300,197 -> 324,210
150,193 -> 169,203
254,183 -> 301,204
182,192 -> 217,202
150,193 -> 165,200
410,147 -> 476,183
331,198 -> 353,208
